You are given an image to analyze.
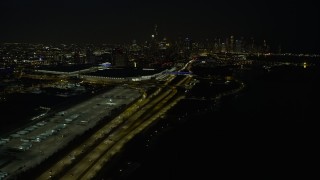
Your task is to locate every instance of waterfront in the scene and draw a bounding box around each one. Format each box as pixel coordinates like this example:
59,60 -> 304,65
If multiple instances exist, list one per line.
101,62 -> 318,180
1,57 -> 318,179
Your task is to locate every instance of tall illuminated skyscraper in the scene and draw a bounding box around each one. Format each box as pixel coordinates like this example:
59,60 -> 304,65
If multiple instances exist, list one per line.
154,24 -> 158,42
150,24 -> 159,50
151,24 -> 158,43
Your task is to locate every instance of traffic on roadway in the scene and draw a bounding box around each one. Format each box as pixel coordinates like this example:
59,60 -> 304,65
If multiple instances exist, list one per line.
36,74 -> 194,180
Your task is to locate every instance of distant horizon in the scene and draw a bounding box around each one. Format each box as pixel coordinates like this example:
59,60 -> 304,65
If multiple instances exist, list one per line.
0,38 -> 317,55
1,0 -> 319,54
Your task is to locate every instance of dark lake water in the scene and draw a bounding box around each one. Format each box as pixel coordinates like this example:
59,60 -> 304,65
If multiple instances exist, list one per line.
102,64 -> 318,180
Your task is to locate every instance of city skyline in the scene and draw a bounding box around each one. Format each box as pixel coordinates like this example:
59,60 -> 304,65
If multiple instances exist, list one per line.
0,1 -> 317,179
0,1 -> 319,53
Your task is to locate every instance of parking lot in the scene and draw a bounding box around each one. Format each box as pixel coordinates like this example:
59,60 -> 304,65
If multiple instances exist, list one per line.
0,86 -> 141,179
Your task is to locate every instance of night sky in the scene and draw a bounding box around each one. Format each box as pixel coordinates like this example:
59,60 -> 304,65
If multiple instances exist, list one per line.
0,0 -> 319,53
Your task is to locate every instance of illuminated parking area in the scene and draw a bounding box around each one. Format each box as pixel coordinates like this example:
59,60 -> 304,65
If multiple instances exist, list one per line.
0,86 -> 141,179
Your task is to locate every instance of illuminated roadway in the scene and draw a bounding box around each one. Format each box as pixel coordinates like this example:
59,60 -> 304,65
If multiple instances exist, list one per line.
36,75 -> 193,180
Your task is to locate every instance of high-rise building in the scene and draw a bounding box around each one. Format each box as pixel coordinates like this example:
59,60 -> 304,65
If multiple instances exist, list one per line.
263,40 -> 269,53
73,51 -> 82,64
153,24 -> 158,42
184,38 -> 192,51
278,45 -> 282,54
86,48 -> 95,64
250,37 -> 255,53
213,38 -> 219,53
230,35 -> 235,53
112,47 -> 128,67
150,24 -> 159,50
235,40 -> 242,53
221,43 -> 226,53
225,38 -> 229,53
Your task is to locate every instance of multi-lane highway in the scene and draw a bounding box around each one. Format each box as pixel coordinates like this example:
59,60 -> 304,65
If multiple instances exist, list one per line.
36,74 -> 193,180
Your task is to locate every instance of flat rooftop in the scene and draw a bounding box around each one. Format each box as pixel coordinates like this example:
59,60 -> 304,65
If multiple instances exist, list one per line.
37,64 -> 94,72
86,67 -> 164,77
